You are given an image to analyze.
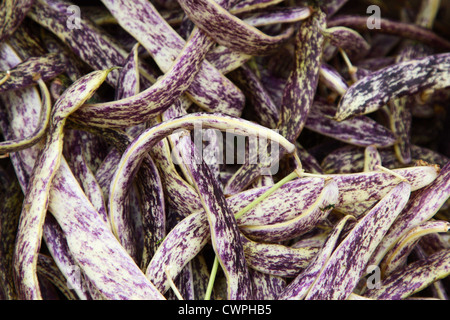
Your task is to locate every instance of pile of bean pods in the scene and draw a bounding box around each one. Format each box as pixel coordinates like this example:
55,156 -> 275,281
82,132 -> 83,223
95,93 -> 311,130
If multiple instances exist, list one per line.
0,0 -> 449,300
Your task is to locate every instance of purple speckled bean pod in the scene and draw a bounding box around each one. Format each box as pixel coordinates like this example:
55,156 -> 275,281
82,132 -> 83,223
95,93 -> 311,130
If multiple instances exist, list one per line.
368,161 -> 450,268
157,168 -> 202,216
161,97 -> 197,186
161,260 -> 191,300
0,47 -> 49,300
290,230 -> 329,249
410,145 -> 450,168
0,78 -> 51,155
323,26 -> 370,61
320,0 -> 349,17
41,34 -> 86,83
363,145 -> 382,172
240,6 -> 312,27
72,27 -> 214,128
148,175 -> 334,291
99,0 -> 245,117
48,159 -> 165,299
139,114 -> 196,263
43,215 -> 91,300
109,113 -> 293,292
205,45 -> 251,74
239,180 -> 339,242
36,253 -> 78,300
29,0 -> 157,89
278,214 -> 355,300
230,0 -> 283,15
335,200 -> 378,218
405,243 -> 448,300
135,154 -> 166,270
145,174 -> 323,292
109,43 -> 166,268
231,177 -> 325,226
242,235 -> 319,277
388,43 -> 431,165
330,165 -> 438,207
63,130 -> 108,224
174,262 -> 196,300
321,144 -> 449,174
1,44 -> 163,300
27,0 -> 128,86
364,249 -> 450,300
0,53 -> 66,92
229,64 -> 279,129
82,126 -> 166,268
76,131 -> 109,175
108,113 -> 295,227
419,233 -> 450,257
250,269 -> 286,300
177,0 -> 295,56
296,143 -> 324,174
223,163 -> 267,196
278,8 -> 326,143
319,63 -> 348,96
322,146 -> 379,174
95,148 -> 121,204
0,0 -> 447,301
190,254 -> 210,300
114,43 -> 140,101
322,41 -> 338,62
6,23 -> 46,60
13,69 -> 111,299
380,220 -> 450,277
336,53 -> 450,121
146,211 -> 209,294
0,44 -> 44,190
0,0 -> 35,44
305,182 -> 411,300
306,101 -> 397,147
196,127 -> 223,180
178,136 -> 252,299
355,56 -> 396,72
115,44 -> 147,140
388,98 -> 413,164
259,68 -> 285,108
150,137 -> 203,217
178,11 -> 195,39
327,15 -> 450,50
223,9 -> 326,196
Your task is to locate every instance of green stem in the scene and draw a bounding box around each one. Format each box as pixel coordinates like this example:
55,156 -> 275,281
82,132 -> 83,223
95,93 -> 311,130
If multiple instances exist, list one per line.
234,171 -> 298,220
204,256 -> 219,300
204,170 -> 299,299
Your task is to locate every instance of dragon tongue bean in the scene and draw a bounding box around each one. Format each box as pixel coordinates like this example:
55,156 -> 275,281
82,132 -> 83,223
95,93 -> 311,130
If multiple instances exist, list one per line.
0,0 -> 448,301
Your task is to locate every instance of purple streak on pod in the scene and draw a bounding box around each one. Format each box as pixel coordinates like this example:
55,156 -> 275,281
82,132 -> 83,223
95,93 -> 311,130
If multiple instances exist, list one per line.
305,182 -> 411,300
